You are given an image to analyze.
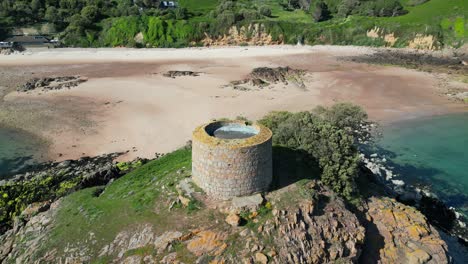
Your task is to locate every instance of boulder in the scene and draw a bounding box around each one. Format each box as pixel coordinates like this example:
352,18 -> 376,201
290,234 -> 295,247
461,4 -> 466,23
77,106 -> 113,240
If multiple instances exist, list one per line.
232,194 -> 264,211
255,252 -> 268,264
225,212 -> 241,227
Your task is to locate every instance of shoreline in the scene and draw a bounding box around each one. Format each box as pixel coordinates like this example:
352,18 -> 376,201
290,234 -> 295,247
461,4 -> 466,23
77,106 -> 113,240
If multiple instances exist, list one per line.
0,45 -> 466,162
0,45 -> 372,66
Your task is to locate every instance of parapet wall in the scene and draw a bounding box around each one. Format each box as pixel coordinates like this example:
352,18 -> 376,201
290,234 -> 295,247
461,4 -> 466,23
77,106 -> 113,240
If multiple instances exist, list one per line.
192,121 -> 273,200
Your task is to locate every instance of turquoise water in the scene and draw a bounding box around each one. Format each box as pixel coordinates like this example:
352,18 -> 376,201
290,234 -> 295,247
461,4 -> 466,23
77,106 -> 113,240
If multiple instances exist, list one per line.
0,126 -> 46,177
378,113 -> 468,215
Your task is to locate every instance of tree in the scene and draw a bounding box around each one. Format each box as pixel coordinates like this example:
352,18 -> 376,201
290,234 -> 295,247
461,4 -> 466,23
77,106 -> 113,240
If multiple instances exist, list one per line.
313,102 -> 368,137
81,5 -> 99,25
45,6 -> 59,23
175,7 -> 188,20
313,1 -> 331,22
259,6 -> 272,17
31,0 -> 42,13
337,0 -> 360,18
259,106 -> 364,199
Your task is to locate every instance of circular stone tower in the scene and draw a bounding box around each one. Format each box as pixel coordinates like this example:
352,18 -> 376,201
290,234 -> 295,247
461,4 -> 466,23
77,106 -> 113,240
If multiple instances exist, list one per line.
192,120 -> 273,200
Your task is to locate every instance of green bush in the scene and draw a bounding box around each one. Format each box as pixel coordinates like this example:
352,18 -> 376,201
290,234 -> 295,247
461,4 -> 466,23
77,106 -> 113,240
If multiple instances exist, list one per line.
259,6 -> 272,17
101,16 -> 140,47
259,103 -> 368,199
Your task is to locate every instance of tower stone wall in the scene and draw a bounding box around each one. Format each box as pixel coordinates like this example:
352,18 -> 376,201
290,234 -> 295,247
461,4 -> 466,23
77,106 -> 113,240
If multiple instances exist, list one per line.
192,121 -> 273,200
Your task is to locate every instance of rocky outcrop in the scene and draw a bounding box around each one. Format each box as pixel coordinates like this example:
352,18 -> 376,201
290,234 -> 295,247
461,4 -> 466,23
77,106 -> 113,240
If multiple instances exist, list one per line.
98,224 -> 183,260
1,152 -> 124,185
186,230 -> 228,257
0,152 -> 137,233
361,197 -> 450,263
163,71 -> 200,78
0,200 -> 61,263
17,76 -> 87,93
272,199 -> 365,263
202,24 -> 282,46
346,49 -> 467,75
224,66 -> 307,91
0,152 -> 460,263
249,67 -> 304,84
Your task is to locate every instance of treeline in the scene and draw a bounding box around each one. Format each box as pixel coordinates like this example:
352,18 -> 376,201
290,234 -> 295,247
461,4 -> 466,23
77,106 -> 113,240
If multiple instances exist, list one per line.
0,0 -> 464,48
306,0 -> 408,21
72,16 -> 202,47
0,0 -> 413,47
0,0 -> 195,47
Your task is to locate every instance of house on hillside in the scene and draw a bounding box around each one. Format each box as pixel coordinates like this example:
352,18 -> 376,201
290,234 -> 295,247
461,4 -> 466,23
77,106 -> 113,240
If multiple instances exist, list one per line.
159,1 -> 178,9
4,35 -> 59,49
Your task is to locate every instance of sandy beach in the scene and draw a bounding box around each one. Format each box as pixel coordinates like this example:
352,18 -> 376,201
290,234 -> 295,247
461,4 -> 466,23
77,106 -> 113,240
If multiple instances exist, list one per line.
0,45 -> 467,161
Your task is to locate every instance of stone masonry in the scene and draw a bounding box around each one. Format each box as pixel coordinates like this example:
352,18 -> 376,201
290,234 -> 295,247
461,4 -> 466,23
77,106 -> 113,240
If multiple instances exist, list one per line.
192,121 -> 273,200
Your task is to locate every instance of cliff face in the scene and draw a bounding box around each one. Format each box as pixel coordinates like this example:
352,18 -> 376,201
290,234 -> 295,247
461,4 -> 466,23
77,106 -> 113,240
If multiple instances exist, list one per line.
201,24 -> 282,46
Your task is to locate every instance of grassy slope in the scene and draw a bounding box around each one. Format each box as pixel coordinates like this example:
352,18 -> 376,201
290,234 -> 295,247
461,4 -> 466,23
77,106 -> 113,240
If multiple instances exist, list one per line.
39,149 -> 207,262
27,145 -> 321,262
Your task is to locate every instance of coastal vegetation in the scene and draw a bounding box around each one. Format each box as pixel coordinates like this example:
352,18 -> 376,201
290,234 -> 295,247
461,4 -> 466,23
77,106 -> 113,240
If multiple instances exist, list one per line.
0,108 -> 461,262
0,0 -> 466,48
0,103 -> 369,233
259,103 -> 368,200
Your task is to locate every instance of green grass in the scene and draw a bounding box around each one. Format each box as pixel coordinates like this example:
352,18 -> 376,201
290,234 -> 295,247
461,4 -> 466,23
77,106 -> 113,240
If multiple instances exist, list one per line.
179,0 -> 218,13
261,0 -> 312,23
38,148 -> 196,260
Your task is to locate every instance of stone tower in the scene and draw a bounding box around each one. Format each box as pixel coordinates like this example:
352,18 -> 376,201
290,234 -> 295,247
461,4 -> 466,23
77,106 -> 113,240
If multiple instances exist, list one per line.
191,120 -> 273,200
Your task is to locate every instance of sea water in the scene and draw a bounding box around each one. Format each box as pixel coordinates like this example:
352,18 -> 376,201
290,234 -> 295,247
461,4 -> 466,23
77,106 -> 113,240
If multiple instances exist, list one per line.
378,113 -> 468,215
0,126 -> 46,177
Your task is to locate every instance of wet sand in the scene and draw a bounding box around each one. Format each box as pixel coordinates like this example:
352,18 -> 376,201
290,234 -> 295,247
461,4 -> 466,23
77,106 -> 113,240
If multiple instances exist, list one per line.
0,45 -> 466,161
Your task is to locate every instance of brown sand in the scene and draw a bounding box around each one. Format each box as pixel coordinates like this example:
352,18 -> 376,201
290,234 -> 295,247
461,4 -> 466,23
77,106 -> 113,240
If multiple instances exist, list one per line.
0,46 -> 466,161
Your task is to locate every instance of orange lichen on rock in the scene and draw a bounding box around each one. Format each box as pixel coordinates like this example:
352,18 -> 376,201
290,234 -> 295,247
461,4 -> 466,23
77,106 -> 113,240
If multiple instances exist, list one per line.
363,197 -> 449,263
192,120 -> 272,149
186,230 -> 228,257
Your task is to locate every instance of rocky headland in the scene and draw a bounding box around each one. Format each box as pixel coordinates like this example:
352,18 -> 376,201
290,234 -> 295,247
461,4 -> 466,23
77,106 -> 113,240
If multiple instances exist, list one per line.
0,147 -> 466,263
0,46 -> 467,263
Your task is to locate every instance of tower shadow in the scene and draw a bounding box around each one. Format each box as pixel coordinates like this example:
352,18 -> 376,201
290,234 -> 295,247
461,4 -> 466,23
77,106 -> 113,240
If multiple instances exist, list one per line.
270,146 -> 321,191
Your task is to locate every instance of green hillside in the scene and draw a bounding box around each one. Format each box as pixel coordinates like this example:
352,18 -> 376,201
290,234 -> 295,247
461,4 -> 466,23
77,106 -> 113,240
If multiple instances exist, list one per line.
43,149 -> 197,262
0,0 -> 466,49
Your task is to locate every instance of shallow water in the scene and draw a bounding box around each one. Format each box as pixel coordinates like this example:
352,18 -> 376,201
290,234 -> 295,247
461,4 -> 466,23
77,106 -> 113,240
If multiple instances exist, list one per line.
378,113 -> 468,215
212,124 -> 258,139
0,126 -> 46,177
